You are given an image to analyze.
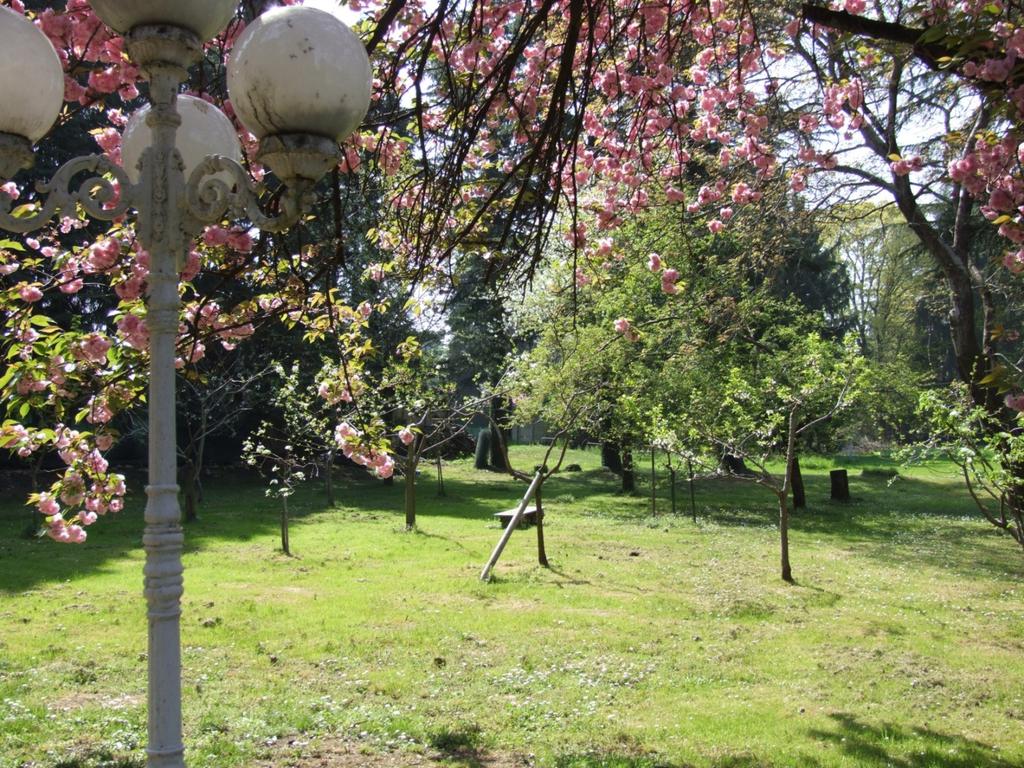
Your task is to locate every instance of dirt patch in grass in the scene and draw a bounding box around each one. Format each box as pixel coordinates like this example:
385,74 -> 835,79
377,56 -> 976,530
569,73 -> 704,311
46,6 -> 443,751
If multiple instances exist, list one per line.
49,691 -> 142,712
255,737 -> 531,768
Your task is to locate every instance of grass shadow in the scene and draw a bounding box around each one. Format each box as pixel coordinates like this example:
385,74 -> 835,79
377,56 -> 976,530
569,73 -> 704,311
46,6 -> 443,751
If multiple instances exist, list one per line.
426,724 -> 490,767
0,471 -> 310,593
49,744 -> 145,768
3,450 -> 1019,592
551,749 -> 805,768
553,751 -> 688,768
689,473 -> 1024,582
807,712 -> 1020,768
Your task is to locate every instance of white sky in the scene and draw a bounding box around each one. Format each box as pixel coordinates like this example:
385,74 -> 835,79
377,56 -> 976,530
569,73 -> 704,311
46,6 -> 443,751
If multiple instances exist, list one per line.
300,0 -> 362,25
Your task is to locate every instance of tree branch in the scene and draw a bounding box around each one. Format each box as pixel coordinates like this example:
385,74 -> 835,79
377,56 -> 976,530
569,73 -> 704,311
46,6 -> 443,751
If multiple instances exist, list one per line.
800,5 -> 952,69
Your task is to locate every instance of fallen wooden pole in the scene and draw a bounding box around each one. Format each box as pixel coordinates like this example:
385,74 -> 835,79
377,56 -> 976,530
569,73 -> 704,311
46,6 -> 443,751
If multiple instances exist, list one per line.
480,471 -> 544,582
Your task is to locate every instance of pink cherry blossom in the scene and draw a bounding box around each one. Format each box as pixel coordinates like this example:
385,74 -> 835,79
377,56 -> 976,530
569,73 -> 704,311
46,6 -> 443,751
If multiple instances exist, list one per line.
84,238 -> 120,273
203,226 -> 231,247
226,229 -> 254,253
78,333 -> 111,364
117,313 -> 149,350
60,278 -> 84,294
18,283 -> 43,303
1005,393 -> 1024,411
37,493 -> 60,517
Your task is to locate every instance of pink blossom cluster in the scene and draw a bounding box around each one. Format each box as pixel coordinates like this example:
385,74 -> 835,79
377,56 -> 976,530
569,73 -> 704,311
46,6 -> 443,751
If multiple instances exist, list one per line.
646,252 -> 680,294
948,135 -> 1024,255
613,317 -> 640,343
1005,393 -> 1024,411
374,0 -> 795,252
316,363 -> 369,406
203,226 -> 255,254
890,156 -> 924,177
340,128 -> 409,177
84,238 -> 121,274
182,300 -> 256,355
1,421 -> 126,543
117,312 -> 149,350
36,2 -> 139,105
75,332 -> 111,365
334,422 -> 395,479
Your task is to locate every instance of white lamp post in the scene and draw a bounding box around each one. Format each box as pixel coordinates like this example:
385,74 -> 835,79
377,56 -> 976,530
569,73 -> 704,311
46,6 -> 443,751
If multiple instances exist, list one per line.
0,5 -> 372,767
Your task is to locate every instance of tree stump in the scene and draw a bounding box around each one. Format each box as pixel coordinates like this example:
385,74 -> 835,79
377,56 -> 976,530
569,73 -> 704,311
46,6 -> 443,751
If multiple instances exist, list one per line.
830,469 -> 850,501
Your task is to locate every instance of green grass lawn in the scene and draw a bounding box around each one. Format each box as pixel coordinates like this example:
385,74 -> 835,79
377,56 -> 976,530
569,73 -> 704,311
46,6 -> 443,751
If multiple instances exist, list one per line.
1,447 -> 1023,768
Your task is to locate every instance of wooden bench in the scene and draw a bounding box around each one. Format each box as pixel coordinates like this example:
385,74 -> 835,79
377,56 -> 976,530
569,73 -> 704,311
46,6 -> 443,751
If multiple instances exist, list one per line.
494,505 -> 542,528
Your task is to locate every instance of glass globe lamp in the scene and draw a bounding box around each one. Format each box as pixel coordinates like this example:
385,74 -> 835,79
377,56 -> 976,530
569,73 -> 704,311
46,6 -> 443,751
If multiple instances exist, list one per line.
89,0 -> 237,42
0,6 -> 65,176
121,95 -> 242,185
227,6 -> 372,184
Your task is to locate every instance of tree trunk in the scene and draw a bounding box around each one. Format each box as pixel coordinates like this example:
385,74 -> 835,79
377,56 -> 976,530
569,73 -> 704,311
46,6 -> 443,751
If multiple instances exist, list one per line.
490,398 -> 510,471
195,409 -> 207,506
602,442 -> 622,473
622,449 -> 635,493
436,454 -> 446,496
830,469 -> 850,501
1006,479 -> 1024,552
26,453 -> 45,533
404,444 -> 417,531
650,447 -> 657,516
778,490 -> 793,583
281,495 -> 290,556
474,430 -> 491,469
324,448 -> 335,506
182,462 -> 199,523
790,455 -> 806,509
669,466 -> 677,516
890,174 -> 994,410
780,409 -> 798,583
535,483 -> 548,567
688,458 -> 697,523
30,451 -> 44,492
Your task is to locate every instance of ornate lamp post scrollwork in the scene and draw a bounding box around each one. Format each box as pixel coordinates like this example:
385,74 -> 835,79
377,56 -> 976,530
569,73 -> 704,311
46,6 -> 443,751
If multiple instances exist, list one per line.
0,4 -> 372,767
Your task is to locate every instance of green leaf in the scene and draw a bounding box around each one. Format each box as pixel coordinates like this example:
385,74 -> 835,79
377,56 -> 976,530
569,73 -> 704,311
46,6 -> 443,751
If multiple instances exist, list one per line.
10,204 -> 38,220
917,26 -> 947,44
0,239 -> 25,252
977,367 -> 1006,386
